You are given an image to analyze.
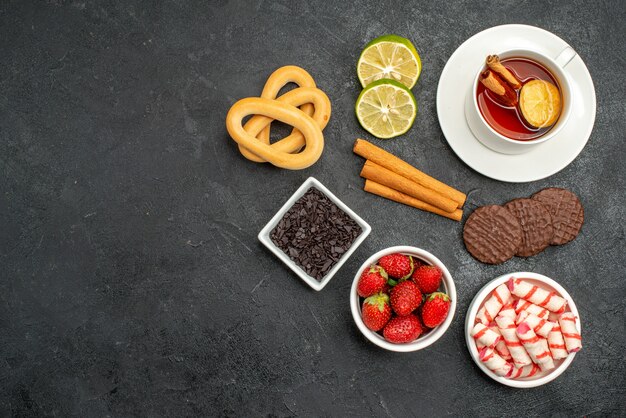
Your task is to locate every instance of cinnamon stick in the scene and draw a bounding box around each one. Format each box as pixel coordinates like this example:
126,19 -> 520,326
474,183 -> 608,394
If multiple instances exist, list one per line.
480,70 -> 518,107
353,139 -> 466,208
486,55 -> 521,89
364,180 -> 463,221
360,160 -> 458,213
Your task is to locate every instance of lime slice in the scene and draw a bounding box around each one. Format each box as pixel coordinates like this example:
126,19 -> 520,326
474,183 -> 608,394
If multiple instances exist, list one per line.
355,79 -> 417,139
357,34 -> 421,89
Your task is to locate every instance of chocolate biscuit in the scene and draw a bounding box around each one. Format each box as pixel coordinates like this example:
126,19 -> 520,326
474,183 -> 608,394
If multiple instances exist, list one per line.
531,188 -> 584,245
504,198 -> 554,257
463,205 -> 522,264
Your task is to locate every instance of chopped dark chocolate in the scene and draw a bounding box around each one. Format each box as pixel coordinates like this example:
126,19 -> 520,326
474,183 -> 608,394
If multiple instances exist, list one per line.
270,187 -> 362,281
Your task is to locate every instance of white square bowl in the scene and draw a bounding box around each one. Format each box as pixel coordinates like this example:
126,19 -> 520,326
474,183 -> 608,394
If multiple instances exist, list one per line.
258,177 -> 371,291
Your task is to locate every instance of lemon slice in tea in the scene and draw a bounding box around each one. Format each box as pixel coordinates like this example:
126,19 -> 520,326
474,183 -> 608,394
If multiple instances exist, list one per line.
355,79 -> 417,139
357,35 -> 421,89
519,80 -> 561,128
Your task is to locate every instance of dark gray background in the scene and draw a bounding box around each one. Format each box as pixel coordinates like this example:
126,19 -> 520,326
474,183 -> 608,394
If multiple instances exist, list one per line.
2,0 -> 625,416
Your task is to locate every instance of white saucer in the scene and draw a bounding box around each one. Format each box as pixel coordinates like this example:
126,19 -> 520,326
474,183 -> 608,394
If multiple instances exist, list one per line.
436,24 -> 596,183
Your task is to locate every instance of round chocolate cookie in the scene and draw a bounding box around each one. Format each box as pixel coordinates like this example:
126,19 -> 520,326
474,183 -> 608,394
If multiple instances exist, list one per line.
504,198 -> 554,257
531,188 -> 584,245
463,205 -> 522,264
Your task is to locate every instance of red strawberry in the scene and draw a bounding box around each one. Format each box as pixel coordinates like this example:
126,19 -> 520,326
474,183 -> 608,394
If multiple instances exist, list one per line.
421,292 -> 451,328
412,265 -> 443,294
361,293 -> 392,331
390,280 -> 422,316
411,256 -> 425,269
378,253 -> 414,279
381,283 -> 392,295
383,314 -> 423,343
357,265 -> 388,297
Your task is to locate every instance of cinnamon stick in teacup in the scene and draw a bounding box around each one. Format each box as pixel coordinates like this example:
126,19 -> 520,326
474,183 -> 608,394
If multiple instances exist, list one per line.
480,70 -> 518,107
364,180 -> 463,221
353,139 -> 466,208
487,55 -> 521,89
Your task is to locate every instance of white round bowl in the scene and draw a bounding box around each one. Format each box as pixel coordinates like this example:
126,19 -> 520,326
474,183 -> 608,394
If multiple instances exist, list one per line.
350,246 -> 457,352
465,272 -> 581,388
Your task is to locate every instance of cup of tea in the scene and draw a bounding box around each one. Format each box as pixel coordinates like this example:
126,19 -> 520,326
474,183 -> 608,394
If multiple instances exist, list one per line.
465,47 -> 576,155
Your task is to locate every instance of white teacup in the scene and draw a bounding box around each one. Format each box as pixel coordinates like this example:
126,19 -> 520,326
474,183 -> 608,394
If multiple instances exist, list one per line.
465,47 -> 576,155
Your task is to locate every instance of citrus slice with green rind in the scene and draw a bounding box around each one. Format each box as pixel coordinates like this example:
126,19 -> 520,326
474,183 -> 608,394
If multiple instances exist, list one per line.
355,79 -> 417,139
357,34 -> 421,89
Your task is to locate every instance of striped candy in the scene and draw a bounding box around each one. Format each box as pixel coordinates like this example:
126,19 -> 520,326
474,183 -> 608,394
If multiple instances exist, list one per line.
515,311 -> 556,338
495,314 -> 532,367
498,302 -> 516,319
476,284 -> 511,325
471,323 -> 501,349
508,278 -> 567,313
489,325 -> 512,361
510,363 -> 541,379
547,324 -> 569,359
516,322 -> 554,369
513,299 -> 550,319
558,313 -> 582,353
537,338 -> 556,372
479,347 -> 513,377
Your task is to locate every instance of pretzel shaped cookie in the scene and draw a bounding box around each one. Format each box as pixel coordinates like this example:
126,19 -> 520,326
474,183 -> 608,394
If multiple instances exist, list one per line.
238,66 -> 316,162
226,66 -> 331,170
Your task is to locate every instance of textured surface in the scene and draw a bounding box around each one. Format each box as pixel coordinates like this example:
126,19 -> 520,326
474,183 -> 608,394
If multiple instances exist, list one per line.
532,187 -> 585,245
463,205 -> 522,264
1,0 -> 625,416
504,198 -> 554,257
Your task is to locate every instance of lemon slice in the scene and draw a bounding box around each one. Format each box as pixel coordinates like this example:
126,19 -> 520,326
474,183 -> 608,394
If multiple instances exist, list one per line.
519,80 -> 561,128
355,79 -> 417,139
357,35 -> 421,89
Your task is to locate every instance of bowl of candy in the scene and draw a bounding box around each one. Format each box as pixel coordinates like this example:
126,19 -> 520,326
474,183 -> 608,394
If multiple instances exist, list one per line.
465,272 -> 582,388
